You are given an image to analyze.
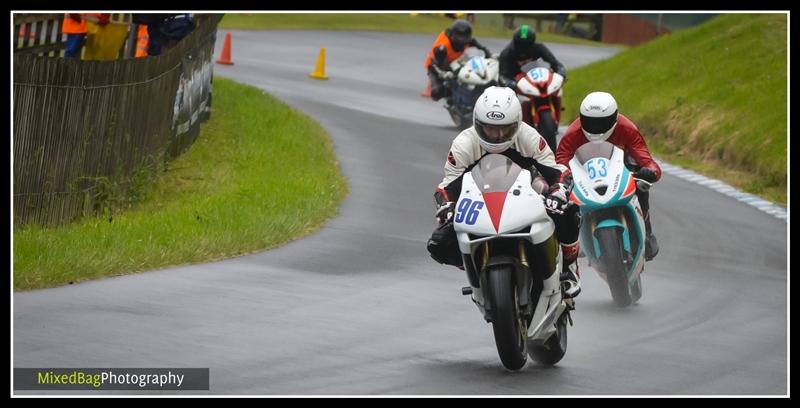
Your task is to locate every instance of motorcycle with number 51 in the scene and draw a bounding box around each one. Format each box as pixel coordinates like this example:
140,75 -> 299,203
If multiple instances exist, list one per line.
513,61 -> 565,152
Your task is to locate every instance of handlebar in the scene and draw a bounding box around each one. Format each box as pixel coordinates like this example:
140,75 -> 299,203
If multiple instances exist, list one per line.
633,177 -> 653,192
432,64 -> 456,80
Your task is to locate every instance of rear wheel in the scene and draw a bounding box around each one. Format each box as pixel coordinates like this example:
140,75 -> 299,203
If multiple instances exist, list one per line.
596,227 -> 633,307
529,312 -> 568,365
631,274 -> 643,303
488,265 -> 527,370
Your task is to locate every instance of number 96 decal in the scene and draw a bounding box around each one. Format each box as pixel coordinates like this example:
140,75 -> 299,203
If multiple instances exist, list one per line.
455,198 -> 484,225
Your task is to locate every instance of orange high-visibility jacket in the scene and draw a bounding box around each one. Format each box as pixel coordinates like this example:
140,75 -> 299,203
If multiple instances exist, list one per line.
61,13 -> 87,34
424,31 -> 466,69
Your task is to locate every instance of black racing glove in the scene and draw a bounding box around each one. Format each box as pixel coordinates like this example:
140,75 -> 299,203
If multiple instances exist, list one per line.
636,168 -> 658,183
435,201 -> 456,225
434,44 -> 447,68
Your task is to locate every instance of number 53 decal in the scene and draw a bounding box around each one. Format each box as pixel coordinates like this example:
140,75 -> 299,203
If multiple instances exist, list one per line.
455,198 -> 484,225
585,158 -> 608,180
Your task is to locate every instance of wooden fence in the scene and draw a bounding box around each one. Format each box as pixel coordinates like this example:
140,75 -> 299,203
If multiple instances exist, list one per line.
13,14 -> 222,226
14,13 -> 134,58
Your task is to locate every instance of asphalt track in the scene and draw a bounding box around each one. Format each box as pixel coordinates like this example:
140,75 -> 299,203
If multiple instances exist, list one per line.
13,31 -> 788,395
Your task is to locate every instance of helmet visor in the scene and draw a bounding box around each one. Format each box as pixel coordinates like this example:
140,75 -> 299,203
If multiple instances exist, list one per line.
580,111 -> 618,135
476,120 -> 518,145
513,37 -> 533,51
450,32 -> 470,48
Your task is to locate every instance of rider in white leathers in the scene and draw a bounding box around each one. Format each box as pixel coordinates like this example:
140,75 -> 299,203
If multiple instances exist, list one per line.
431,86 -> 582,298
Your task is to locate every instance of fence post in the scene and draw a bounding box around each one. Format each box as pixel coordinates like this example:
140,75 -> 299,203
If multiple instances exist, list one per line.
126,23 -> 139,58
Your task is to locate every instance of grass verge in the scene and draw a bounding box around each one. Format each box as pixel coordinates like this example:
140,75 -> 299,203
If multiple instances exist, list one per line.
14,77 -> 348,290
562,14 -> 786,204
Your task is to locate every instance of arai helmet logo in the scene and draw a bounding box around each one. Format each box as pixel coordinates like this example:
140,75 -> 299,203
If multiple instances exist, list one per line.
486,111 -> 505,120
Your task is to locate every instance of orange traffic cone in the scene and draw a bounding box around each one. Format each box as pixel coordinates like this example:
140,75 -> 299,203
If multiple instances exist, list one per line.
216,32 -> 233,65
309,47 -> 328,80
420,80 -> 432,98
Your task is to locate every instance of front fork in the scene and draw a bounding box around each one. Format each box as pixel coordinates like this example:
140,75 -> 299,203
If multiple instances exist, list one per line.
464,236 -> 574,328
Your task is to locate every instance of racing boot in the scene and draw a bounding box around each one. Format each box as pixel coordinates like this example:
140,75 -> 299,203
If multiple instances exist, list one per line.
559,240 -> 582,299
644,212 -> 659,261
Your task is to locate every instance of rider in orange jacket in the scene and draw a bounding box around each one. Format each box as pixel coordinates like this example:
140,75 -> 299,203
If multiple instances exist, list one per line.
424,19 -> 492,101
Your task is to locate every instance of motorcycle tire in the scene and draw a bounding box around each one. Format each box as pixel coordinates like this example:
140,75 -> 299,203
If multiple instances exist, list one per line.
631,274 -> 643,303
597,227 -> 633,307
536,109 -> 558,152
488,265 -> 527,370
529,312 -> 568,365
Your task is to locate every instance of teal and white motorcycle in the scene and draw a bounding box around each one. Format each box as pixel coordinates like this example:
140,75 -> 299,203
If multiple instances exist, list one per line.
568,142 -> 652,307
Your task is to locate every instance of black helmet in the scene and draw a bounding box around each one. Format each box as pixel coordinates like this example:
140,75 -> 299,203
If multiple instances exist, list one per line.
512,24 -> 536,57
447,19 -> 472,52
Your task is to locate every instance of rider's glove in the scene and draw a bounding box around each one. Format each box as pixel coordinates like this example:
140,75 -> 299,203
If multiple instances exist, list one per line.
545,183 -> 569,214
556,66 -> 567,79
435,201 -> 456,225
434,45 -> 447,68
636,167 -> 658,183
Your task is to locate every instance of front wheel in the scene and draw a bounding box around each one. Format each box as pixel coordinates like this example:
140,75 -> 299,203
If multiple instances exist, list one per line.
536,108 -> 558,152
596,227 -> 633,307
446,104 -> 463,129
488,265 -> 527,370
458,111 -> 473,131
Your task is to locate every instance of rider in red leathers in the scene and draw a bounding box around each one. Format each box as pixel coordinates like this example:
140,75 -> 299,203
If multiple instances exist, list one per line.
556,91 -> 661,261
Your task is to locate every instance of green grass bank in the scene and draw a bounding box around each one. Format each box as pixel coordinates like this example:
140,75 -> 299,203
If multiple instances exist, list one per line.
562,14 -> 786,204
14,77 -> 348,290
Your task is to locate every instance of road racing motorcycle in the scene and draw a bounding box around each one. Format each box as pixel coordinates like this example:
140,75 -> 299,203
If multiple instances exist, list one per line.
453,153 -> 573,370
513,61 -> 565,151
433,47 -> 500,131
568,141 -> 652,307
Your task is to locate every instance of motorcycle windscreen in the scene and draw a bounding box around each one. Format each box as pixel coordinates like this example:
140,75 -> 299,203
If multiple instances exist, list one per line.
469,155 -> 522,232
461,46 -> 486,60
574,141 -> 614,165
471,154 -> 522,194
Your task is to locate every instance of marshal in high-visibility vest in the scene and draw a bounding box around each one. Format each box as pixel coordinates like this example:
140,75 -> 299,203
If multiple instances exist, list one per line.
61,13 -> 89,58
61,13 -> 87,34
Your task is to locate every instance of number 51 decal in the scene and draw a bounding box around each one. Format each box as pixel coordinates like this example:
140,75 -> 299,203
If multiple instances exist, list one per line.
455,198 -> 484,225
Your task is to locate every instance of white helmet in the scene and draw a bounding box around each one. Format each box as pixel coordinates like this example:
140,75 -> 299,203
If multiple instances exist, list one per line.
579,91 -> 618,143
473,86 -> 522,153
